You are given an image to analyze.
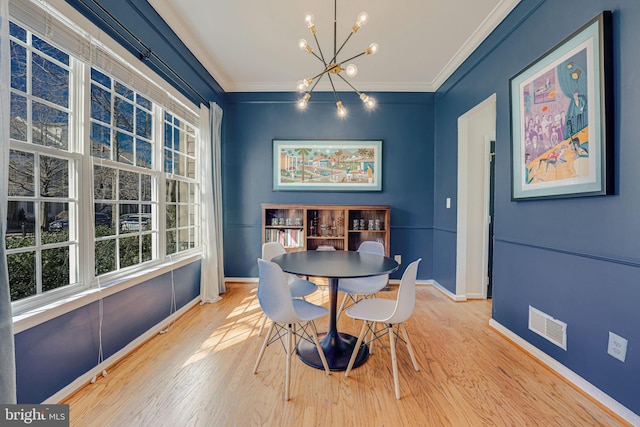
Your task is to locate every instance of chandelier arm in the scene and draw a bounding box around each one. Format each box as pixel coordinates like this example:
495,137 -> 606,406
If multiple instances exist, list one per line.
309,75 -> 323,93
312,32 -> 328,65
340,50 -> 367,65
309,50 -> 325,64
335,73 -> 361,94
310,61 -> 342,83
327,74 -> 340,103
329,32 -> 355,64
310,67 -> 332,83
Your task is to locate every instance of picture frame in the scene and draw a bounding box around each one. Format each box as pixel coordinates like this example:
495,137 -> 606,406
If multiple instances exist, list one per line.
273,139 -> 382,191
510,11 -> 613,200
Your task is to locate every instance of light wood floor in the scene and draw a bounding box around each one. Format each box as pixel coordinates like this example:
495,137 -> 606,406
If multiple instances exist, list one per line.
63,281 -> 627,427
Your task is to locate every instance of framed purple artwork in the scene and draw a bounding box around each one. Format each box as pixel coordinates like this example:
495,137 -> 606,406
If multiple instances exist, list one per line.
510,12 -> 613,200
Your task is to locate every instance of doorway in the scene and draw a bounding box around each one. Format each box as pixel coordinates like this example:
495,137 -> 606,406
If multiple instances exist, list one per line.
487,140 -> 495,298
455,94 -> 496,300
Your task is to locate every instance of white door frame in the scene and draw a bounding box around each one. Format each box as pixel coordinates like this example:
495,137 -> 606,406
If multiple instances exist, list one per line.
455,94 -> 496,299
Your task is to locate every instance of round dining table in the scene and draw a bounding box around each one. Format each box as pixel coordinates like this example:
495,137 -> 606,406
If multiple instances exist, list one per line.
271,250 -> 399,371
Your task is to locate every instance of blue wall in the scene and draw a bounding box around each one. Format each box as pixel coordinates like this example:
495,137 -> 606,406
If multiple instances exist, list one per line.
15,262 -> 201,403
222,91 -> 435,280
434,0 -> 639,415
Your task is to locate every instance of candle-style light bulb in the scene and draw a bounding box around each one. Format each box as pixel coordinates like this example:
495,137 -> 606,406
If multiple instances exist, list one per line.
336,101 -> 347,118
304,12 -> 315,27
345,64 -> 358,78
355,12 -> 369,27
297,93 -> 311,110
360,93 -> 376,109
296,79 -> 309,92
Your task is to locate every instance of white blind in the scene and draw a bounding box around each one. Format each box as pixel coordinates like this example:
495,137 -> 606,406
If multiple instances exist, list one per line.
8,0 -> 199,125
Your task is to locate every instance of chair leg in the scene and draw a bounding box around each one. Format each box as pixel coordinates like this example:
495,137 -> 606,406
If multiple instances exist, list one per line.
401,323 -> 420,372
292,324 -> 298,349
345,320 -> 368,377
257,314 -> 268,336
368,321 -> 377,354
309,321 -> 330,375
285,324 -> 292,401
253,322 -> 275,374
336,293 -> 349,321
388,323 -> 401,400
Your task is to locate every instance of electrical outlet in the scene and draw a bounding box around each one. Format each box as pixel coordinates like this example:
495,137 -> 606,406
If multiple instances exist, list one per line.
394,255 -> 401,264
607,332 -> 627,362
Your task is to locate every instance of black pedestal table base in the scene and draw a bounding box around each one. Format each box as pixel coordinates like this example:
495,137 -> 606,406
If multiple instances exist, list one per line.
298,275 -> 366,371
297,331 -> 368,371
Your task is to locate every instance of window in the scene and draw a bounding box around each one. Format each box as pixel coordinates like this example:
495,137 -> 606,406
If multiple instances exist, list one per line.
93,164 -> 156,275
5,8 -> 201,309
90,68 -> 154,168
90,69 -> 158,275
6,22 -> 78,302
164,112 -> 199,255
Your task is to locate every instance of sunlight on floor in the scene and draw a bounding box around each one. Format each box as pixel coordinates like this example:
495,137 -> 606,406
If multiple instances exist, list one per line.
182,280 -> 330,368
181,291 -> 263,367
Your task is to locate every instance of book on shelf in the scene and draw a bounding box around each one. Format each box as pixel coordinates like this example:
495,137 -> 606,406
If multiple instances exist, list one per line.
265,228 -> 303,248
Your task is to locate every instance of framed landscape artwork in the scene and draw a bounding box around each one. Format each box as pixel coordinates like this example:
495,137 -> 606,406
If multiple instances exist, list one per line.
273,140 -> 382,191
510,11 -> 613,200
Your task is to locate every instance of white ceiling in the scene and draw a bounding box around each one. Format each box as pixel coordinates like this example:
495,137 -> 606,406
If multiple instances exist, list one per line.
148,0 -> 520,93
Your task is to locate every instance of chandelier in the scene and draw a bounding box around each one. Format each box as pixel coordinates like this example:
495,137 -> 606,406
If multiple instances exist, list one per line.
295,0 -> 379,117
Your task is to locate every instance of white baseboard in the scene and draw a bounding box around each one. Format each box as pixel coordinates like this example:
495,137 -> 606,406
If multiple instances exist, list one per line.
431,279 -> 468,301
44,296 -> 201,404
386,278 -> 432,286
224,277 -> 258,283
489,319 -> 640,426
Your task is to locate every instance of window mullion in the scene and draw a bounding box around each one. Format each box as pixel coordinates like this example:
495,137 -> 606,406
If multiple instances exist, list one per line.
33,152 -> 42,294
154,103 -> 165,262
26,35 -> 33,147
77,59 -> 93,286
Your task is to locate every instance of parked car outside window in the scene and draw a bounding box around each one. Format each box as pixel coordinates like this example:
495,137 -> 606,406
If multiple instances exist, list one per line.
48,218 -> 69,232
119,213 -> 151,231
48,213 -> 113,231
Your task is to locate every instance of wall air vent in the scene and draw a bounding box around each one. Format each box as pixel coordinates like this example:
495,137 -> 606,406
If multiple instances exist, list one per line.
528,306 -> 567,350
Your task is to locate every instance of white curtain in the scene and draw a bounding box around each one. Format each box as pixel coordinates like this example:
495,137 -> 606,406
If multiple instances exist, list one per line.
199,102 -> 225,303
0,0 -> 17,404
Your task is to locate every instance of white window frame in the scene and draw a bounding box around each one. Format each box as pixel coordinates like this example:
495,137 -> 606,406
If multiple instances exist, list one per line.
8,0 -> 203,318
6,24 -> 84,312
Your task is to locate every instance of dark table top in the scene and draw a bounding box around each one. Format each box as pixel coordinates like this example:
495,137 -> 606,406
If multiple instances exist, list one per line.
271,250 -> 399,279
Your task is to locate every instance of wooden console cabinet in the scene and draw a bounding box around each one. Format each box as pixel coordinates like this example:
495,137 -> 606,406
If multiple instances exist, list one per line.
261,204 -> 390,256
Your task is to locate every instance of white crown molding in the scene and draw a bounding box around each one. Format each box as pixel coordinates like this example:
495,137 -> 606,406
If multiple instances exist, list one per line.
147,0 -> 232,92
227,80 -> 436,93
432,0 -> 521,89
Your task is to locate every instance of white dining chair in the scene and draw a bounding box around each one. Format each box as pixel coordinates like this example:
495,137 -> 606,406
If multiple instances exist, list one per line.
258,242 -> 318,336
253,259 -> 330,400
344,258 -> 422,400
336,241 -> 388,320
